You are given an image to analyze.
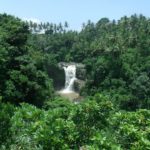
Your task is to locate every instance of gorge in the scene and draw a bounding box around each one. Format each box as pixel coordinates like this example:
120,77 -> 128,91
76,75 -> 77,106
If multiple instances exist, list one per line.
57,63 -> 85,101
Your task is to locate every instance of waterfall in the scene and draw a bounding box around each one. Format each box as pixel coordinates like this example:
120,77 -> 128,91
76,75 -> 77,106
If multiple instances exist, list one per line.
62,65 -> 76,93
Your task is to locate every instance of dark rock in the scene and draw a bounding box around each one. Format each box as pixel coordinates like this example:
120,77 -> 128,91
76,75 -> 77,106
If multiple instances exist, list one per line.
74,79 -> 85,92
47,65 -> 65,90
76,67 -> 86,80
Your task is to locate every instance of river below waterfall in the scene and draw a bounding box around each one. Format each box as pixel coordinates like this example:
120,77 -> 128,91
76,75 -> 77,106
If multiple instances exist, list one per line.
58,91 -> 80,101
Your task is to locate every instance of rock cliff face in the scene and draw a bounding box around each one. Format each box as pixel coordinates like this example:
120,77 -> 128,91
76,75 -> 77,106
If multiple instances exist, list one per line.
74,79 -> 85,92
47,65 -> 65,90
76,64 -> 86,80
58,62 -> 86,92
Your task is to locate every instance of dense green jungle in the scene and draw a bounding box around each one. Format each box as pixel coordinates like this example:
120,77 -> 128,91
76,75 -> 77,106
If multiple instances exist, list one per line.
0,13 -> 150,149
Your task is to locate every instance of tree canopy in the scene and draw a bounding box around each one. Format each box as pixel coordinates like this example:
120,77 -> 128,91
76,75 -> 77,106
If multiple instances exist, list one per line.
0,13 -> 150,149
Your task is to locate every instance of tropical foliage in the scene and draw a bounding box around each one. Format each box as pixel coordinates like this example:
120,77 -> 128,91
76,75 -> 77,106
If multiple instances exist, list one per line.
0,13 -> 150,149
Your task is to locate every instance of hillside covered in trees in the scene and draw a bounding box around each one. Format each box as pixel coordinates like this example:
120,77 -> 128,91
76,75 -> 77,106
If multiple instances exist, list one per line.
0,13 -> 150,149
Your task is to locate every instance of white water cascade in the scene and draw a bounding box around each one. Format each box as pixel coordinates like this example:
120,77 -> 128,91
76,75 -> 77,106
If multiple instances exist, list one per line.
62,65 -> 76,93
